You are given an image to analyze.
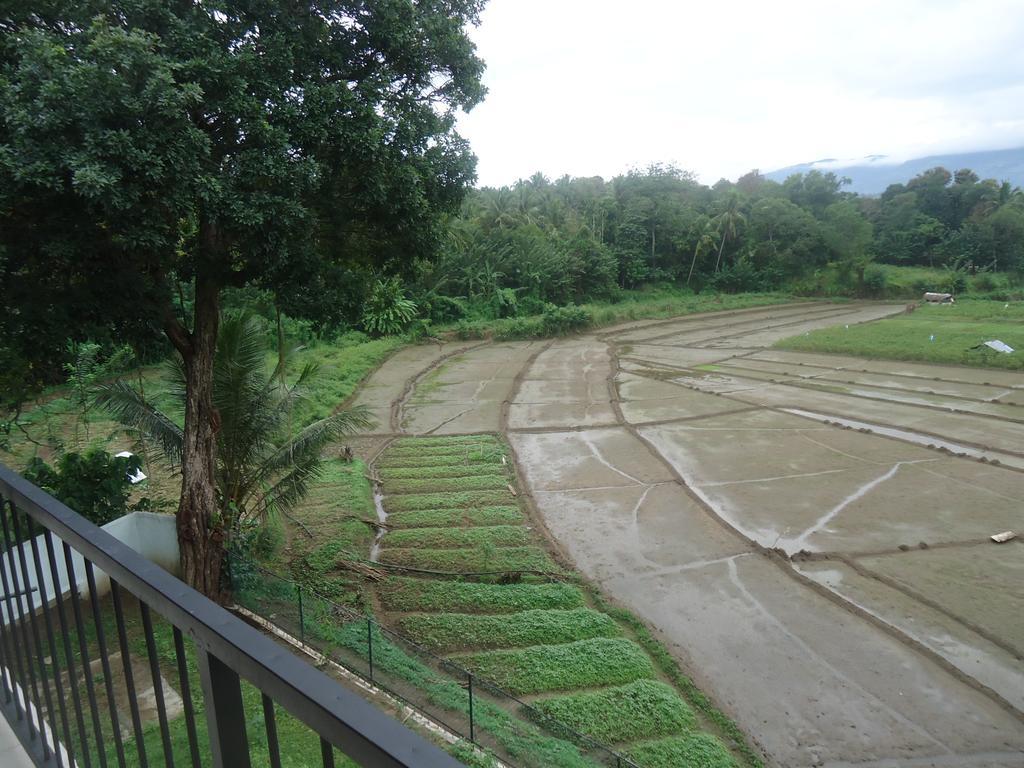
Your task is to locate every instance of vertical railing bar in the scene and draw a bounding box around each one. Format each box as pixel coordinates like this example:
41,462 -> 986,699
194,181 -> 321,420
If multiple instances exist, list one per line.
0,500 -> 28,718
62,542 -> 109,768
261,693 -> 283,768
196,648 -> 251,768
1,499 -> 45,742
110,581 -> 149,768
28,521 -> 72,768
44,530 -> 88,768
320,736 -> 335,768
9,501 -> 59,762
296,584 -> 304,645
139,602 -> 175,768
85,561 -> 128,768
468,673 -> 475,744
43,536 -> 91,768
172,627 -> 202,768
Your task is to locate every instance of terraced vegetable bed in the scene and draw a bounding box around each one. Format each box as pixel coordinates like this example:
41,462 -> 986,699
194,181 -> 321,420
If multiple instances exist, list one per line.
372,434 -> 743,768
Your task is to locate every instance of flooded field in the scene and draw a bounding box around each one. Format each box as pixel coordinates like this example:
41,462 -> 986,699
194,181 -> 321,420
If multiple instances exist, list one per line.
353,302 -> 1024,768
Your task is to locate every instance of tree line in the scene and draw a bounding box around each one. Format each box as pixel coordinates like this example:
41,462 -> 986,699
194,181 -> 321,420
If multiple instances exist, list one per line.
409,164 -> 1024,322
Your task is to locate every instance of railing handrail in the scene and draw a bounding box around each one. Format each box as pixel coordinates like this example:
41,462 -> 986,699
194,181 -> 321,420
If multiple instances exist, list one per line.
0,462 -> 463,768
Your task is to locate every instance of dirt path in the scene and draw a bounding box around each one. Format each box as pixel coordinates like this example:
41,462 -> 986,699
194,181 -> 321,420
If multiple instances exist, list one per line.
354,302 -> 1024,768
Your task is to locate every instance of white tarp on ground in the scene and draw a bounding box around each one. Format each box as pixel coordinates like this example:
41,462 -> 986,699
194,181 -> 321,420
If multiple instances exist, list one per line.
983,340 -> 1015,354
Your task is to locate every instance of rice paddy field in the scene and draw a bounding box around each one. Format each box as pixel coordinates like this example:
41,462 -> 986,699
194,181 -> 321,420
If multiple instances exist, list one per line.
369,434 -> 747,768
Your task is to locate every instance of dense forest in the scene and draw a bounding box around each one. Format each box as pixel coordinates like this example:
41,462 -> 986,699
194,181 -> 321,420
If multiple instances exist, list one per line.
409,165 -> 1024,325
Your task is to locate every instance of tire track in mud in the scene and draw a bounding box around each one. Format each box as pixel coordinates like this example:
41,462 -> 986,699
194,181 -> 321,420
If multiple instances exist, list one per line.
603,336 -> 1024,726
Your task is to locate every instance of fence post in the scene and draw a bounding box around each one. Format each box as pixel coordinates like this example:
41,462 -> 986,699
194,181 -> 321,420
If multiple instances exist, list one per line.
468,672 -> 475,743
296,583 -> 305,644
367,618 -> 374,681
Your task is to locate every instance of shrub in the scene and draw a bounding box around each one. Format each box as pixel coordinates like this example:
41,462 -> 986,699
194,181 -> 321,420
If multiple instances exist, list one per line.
361,278 -> 418,336
22,450 -> 139,526
539,304 -> 592,336
861,265 -> 887,297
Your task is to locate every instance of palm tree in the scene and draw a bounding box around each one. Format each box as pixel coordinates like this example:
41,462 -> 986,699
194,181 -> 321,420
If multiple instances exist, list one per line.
712,196 -> 746,273
95,314 -> 370,580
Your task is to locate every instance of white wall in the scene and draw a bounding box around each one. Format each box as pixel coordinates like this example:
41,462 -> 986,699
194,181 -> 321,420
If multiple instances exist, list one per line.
1,511 -> 178,624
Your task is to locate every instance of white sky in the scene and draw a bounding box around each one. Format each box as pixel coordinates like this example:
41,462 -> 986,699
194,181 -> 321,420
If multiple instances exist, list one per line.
456,0 -> 1024,186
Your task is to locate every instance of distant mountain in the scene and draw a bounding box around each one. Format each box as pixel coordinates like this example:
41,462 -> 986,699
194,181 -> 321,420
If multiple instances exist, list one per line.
764,146 -> 1024,195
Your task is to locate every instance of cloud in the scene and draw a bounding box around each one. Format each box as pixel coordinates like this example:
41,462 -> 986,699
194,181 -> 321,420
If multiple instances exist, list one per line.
456,0 -> 1024,186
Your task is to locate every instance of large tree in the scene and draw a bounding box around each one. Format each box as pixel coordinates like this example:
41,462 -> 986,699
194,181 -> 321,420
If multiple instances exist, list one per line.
0,0 -> 486,597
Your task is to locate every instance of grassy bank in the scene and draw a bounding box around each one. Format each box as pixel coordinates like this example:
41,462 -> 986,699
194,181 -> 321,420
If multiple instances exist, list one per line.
776,299 -> 1024,370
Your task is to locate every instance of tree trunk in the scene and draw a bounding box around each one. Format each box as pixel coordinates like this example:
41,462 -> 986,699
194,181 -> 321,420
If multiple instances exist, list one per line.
169,269 -> 224,601
687,244 -> 700,285
714,234 -> 727,273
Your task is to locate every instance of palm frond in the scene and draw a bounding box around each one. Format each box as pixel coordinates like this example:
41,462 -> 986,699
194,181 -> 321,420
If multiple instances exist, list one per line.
94,380 -> 184,463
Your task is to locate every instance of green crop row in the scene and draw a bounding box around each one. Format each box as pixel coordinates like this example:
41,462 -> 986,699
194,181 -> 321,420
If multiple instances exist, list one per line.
378,546 -> 557,574
383,442 -> 505,459
377,578 -> 585,614
530,679 -> 694,745
376,452 -> 504,469
390,434 -> 501,448
385,525 -> 530,550
384,489 -> 514,512
384,474 -> 511,495
385,506 -> 524,529
456,637 -> 655,696
626,734 -> 738,768
379,464 -> 509,481
399,608 -> 619,652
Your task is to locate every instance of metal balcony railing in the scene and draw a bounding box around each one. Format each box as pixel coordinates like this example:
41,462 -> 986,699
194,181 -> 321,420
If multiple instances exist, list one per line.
0,463 -> 463,768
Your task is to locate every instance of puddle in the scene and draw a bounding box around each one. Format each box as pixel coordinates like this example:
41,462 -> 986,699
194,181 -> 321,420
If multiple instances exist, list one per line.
369,487 -> 387,562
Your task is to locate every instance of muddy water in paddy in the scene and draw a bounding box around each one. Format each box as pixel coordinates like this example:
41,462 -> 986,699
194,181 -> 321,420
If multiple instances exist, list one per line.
353,302 -> 1024,768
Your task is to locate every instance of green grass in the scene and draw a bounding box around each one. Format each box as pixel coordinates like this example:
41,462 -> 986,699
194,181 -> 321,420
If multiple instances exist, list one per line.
399,608 -> 619,652
385,505 -> 524,529
378,545 -> 557,573
390,434 -> 501,448
384,489 -> 515,512
384,474 -> 511,494
530,680 -> 695,745
626,734 -> 739,768
385,525 -> 531,550
377,578 -> 586,614
456,638 -> 655,696
776,299 -> 1024,370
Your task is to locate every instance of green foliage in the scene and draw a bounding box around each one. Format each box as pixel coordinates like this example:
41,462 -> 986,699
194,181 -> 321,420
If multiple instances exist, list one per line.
379,464 -> 510,481
776,300 -> 1024,370
626,734 -> 739,768
385,525 -> 530,550
22,450 -> 139,526
386,505 -> 524,529
530,680 -> 696,745
399,608 -> 619,652
378,545 -> 557,574
384,489 -> 514,512
377,578 -> 586,614
95,314 -> 371,541
384,474 -> 510,494
539,304 -> 593,335
361,279 -> 419,336
861,264 -> 888,297
456,637 -> 655,695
